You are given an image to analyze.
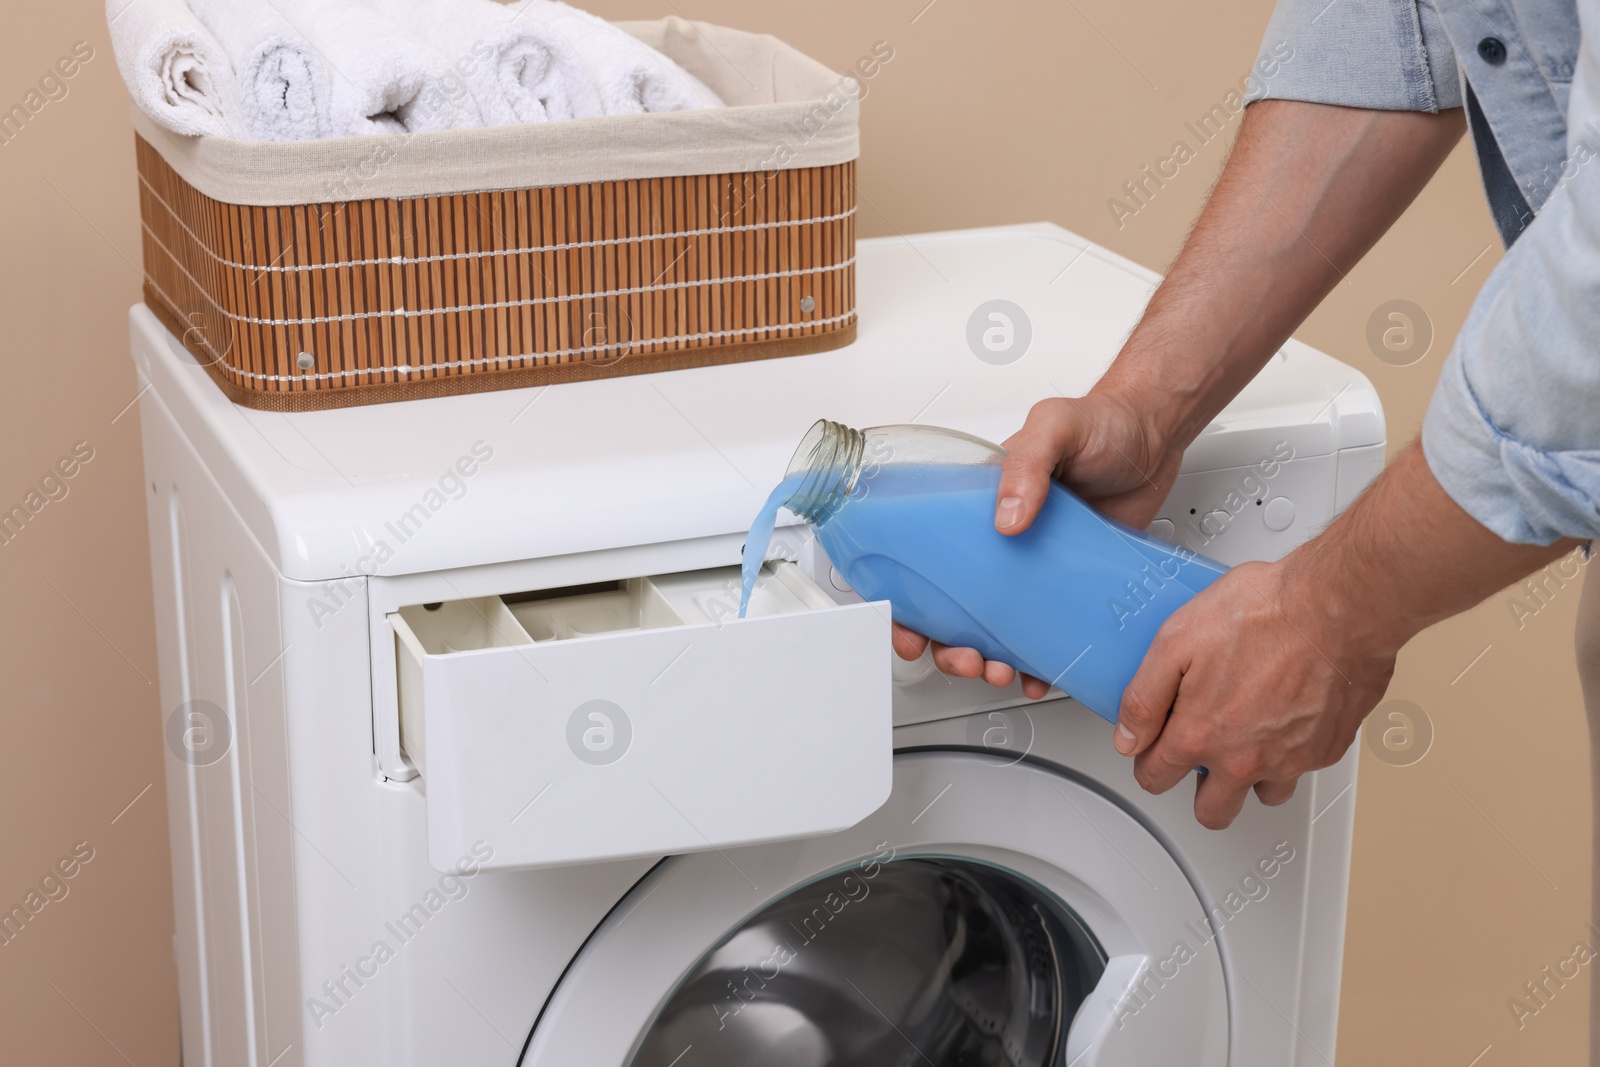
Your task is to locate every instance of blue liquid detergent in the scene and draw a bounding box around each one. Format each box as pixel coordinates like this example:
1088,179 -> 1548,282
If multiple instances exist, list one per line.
739,463 -> 1227,723
738,473 -> 806,618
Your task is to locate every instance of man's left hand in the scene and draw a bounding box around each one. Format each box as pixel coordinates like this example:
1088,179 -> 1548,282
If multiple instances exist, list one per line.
1115,555 -> 1399,829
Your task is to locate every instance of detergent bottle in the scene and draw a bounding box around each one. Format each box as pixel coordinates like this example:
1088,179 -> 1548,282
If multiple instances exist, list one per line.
739,420 -> 1228,723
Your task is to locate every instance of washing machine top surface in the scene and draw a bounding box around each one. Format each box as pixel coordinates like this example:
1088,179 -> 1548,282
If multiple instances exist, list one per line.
130,222 -> 1381,582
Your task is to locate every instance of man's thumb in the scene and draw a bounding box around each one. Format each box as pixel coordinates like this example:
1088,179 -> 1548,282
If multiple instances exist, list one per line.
996,400 -> 1091,535
994,444 -> 1056,535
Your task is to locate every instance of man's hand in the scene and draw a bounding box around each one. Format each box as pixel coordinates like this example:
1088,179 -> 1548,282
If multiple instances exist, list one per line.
891,390 -> 1181,698
1115,442 -> 1578,829
1116,557 -> 1394,829
989,390 -> 1181,534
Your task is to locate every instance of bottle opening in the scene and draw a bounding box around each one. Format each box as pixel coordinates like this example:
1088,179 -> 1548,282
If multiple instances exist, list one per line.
781,419 -> 864,523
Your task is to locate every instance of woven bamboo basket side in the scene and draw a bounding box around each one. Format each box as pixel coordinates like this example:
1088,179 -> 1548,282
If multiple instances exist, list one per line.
137,136 -> 858,412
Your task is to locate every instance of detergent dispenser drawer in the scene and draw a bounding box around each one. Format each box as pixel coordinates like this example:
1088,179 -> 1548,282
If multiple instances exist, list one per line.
390,562 -> 893,872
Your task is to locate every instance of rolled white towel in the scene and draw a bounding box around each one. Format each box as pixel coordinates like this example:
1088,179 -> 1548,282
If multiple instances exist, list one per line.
105,0 -> 242,138
269,0 -> 485,137
506,1 -> 723,115
362,0 -> 602,126
185,0 -> 327,141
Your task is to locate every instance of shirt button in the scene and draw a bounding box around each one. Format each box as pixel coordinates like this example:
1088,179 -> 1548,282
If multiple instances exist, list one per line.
1478,37 -> 1508,65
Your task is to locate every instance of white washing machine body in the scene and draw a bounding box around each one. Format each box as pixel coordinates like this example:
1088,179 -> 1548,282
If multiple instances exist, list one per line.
133,223 -> 1380,1067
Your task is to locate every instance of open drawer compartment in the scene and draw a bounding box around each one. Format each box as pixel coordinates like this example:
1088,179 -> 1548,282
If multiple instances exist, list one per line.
391,562 -> 892,871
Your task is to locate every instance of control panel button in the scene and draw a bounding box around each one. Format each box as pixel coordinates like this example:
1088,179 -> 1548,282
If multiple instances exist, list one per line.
829,566 -> 853,593
1202,510 -> 1232,537
1147,518 -> 1175,542
1263,496 -> 1296,532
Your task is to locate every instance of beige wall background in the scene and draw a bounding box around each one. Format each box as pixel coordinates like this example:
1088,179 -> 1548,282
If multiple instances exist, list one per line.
0,0 -> 1588,1063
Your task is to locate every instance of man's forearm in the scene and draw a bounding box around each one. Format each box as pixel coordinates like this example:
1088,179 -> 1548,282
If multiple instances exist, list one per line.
1286,440 -> 1581,652
1099,100 -> 1465,452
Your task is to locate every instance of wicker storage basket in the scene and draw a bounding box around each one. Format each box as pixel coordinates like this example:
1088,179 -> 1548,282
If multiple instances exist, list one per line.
134,19 -> 859,411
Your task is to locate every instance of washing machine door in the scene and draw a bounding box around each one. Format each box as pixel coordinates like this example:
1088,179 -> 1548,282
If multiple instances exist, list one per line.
520,751 -> 1228,1066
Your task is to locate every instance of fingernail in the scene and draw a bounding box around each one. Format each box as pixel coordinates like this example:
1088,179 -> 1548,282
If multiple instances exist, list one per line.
995,496 -> 1023,530
1114,723 -> 1136,754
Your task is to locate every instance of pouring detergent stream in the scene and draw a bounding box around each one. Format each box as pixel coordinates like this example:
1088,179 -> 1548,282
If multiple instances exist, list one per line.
738,420 -> 1229,723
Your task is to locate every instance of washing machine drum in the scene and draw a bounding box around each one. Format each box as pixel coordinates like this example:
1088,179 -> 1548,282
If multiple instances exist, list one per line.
631,857 -> 1106,1066
520,751 -> 1229,1067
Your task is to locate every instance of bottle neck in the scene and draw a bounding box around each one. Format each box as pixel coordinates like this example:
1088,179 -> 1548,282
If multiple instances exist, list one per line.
783,420 -> 865,524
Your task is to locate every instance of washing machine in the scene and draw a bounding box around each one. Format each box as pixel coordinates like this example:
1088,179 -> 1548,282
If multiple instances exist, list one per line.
133,222 -> 1384,1067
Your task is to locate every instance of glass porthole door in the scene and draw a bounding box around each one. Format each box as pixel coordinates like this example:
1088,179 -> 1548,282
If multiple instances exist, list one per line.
520,751 -> 1229,1067
631,857 -> 1106,1066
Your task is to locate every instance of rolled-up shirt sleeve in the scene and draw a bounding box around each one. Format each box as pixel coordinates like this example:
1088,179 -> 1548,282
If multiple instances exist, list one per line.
1421,153 -> 1600,545
1244,0 -> 1462,112
1419,0 -> 1600,546
1247,0 -> 1596,544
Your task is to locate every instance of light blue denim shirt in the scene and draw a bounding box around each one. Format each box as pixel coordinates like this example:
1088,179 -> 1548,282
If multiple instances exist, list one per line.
1247,0 -> 1600,545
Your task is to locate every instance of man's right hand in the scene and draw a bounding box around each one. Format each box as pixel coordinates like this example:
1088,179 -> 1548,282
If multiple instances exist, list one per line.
891,388 -> 1183,696
992,390 -> 1181,535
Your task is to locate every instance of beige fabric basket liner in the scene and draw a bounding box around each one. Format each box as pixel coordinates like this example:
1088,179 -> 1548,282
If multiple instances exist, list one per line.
132,17 -> 861,206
